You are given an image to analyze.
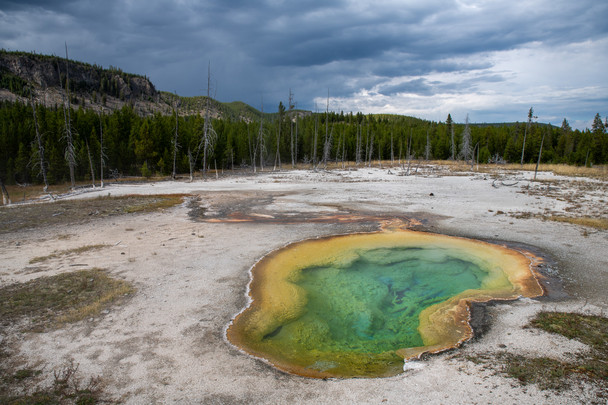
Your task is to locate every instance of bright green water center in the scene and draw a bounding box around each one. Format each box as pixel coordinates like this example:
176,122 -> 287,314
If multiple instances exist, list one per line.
267,247 -> 487,356
227,230 -> 542,377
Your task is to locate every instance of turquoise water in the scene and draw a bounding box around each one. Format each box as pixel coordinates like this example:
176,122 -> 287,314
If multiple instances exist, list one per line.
270,247 -> 488,354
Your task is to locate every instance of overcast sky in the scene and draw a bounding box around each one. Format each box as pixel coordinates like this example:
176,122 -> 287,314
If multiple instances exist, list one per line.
1,0 -> 606,129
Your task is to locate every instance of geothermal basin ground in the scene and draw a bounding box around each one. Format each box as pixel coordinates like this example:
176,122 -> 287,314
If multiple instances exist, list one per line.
0,165 -> 607,403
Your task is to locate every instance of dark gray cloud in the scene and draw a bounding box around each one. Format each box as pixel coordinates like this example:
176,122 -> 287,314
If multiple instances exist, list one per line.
0,0 -> 607,128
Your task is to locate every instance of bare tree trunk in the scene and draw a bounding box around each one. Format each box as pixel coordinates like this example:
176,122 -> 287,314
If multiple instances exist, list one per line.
199,62 -> 217,178
322,91 -> 330,169
425,127 -> 431,161
172,98 -> 179,180
534,130 -> 546,180
259,100 -> 265,172
30,91 -> 49,192
342,130 -> 346,169
312,109 -> 318,169
188,148 -> 194,182
355,124 -> 362,165
202,70 -> 210,178
364,127 -> 368,166
390,131 -> 394,166
0,178 -> 10,205
407,131 -> 412,175
368,131 -> 374,167
289,89 -> 295,168
85,140 -> 95,188
450,125 -> 455,160
294,113 -> 298,167
99,114 -> 105,188
248,124 -> 257,173
62,43 -> 76,189
322,125 -> 333,169
521,107 -> 534,166
273,121 -> 281,171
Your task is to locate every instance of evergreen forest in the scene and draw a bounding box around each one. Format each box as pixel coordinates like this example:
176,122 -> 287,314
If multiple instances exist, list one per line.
1,99 -> 607,186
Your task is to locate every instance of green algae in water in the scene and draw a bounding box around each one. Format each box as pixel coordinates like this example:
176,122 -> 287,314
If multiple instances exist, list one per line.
283,247 -> 488,355
226,229 -> 544,378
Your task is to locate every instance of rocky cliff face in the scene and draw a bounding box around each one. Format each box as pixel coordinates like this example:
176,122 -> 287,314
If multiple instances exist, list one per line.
0,51 -> 169,116
0,51 -> 157,100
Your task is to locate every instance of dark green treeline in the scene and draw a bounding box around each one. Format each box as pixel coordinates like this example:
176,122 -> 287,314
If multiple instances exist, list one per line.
1,100 -> 606,185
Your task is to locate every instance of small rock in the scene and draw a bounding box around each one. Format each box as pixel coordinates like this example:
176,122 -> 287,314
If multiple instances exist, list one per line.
498,343 -> 507,348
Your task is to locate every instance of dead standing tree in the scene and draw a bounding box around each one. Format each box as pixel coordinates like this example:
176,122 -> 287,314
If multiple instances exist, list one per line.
29,89 -> 50,192
0,178 -> 10,205
172,95 -> 180,180
58,43 -> 77,189
367,129 -> 374,167
520,107 -> 535,166
425,125 -> 431,161
311,103 -> 318,170
85,140 -> 95,188
355,123 -> 362,165
99,113 -> 106,188
197,63 -> 217,178
274,101 -> 285,171
258,98 -> 266,172
459,114 -> 472,165
321,90 -> 332,169
247,124 -> 256,173
289,89 -> 296,168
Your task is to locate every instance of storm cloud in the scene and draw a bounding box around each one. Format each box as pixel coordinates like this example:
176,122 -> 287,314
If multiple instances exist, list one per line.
1,0 -> 606,128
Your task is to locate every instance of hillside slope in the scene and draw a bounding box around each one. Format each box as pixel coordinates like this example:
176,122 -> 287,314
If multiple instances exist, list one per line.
0,50 -> 268,121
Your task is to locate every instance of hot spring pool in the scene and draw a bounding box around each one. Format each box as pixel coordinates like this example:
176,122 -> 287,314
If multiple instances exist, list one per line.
226,229 -> 543,378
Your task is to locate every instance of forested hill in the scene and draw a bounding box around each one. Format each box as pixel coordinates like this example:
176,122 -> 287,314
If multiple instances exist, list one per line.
0,50 -> 265,121
0,50 -> 607,188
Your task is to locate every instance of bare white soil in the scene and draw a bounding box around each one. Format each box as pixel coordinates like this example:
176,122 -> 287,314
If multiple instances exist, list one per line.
1,167 -> 606,404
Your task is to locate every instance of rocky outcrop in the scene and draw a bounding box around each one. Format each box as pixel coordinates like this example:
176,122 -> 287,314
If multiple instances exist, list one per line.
0,51 -> 158,102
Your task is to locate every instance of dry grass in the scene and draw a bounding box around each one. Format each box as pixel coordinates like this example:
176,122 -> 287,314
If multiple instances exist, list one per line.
1,359 -> 104,404
546,216 -> 608,230
427,161 -> 608,179
0,268 -> 134,331
3,177 -> 173,204
29,244 -> 107,264
464,312 -> 608,399
0,194 -> 186,234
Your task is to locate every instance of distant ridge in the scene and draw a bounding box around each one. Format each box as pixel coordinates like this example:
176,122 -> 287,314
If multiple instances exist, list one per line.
0,50 -> 274,121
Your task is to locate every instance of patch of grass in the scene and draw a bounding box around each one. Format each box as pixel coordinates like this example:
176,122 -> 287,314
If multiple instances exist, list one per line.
531,312 -> 608,381
0,268 -> 134,331
495,353 -> 573,390
545,216 -> 608,231
0,360 -> 104,405
0,194 -> 186,234
465,312 -> 608,397
8,369 -> 42,381
29,244 -> 108,264
122,194 -> 185,213
427,161 -> 608,180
